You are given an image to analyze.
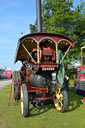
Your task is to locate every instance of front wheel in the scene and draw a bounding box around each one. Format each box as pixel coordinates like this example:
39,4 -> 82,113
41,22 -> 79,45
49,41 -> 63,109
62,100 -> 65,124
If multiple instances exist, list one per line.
53,86 -> 68,112
20,84 -> 29,117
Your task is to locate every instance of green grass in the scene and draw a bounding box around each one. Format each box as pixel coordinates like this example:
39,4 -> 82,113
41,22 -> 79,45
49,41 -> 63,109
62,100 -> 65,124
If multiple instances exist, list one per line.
69,79 -> 74,87
0,78 -> 12,81
0,85 -> 85,128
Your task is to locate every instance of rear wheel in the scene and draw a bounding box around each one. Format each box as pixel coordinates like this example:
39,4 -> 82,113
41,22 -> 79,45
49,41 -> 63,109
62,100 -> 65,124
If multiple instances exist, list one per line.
14,82 -> 20,100
21,84 -> 29,117
53,86 -> 68,112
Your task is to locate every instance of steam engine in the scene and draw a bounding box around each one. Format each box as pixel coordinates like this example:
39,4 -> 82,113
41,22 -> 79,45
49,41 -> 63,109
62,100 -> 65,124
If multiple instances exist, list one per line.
21,44 -> 56,89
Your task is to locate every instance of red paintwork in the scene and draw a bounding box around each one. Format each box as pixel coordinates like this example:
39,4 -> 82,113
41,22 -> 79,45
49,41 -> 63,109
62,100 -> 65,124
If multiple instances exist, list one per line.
42,48 -> 53,56
20,32 -> 74,47
81,48 -> 83,66
27,85 -> 48,93
15,32 -> 74,63
40,65 -> 57,68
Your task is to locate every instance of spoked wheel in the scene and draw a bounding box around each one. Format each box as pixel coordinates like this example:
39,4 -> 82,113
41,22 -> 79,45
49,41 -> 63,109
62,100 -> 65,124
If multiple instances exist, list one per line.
20,84 -> 29,117
13,82 -> 20,100
53,86 -> 68,112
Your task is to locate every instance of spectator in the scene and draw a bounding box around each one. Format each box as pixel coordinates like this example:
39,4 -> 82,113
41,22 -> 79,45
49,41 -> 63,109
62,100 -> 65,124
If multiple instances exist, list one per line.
81,97 -> 85,104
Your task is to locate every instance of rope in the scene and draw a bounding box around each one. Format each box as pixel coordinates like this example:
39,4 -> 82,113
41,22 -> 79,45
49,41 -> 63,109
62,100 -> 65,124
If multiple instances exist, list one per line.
8,79 -> 14,106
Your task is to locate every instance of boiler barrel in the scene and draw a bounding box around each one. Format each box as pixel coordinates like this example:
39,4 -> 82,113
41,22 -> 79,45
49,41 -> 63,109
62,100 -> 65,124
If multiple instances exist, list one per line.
28,74 -> 51,88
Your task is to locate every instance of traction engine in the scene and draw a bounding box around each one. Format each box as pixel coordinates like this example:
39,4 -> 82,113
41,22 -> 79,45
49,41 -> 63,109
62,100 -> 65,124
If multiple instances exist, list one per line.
13,32 -> 74,117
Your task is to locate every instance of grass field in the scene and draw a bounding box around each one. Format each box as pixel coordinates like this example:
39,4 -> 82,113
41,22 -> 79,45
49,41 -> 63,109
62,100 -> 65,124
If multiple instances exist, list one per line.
0,85 -> 85,128
0,78 -> 12,81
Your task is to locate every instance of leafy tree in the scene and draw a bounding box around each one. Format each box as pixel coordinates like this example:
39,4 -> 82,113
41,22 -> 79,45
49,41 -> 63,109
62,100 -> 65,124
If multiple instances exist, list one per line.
68,1 -> 85,63
29,20 -> 37,33
30,24 -> 36,33
29,24 -> 37,33
42,0 -> 74,35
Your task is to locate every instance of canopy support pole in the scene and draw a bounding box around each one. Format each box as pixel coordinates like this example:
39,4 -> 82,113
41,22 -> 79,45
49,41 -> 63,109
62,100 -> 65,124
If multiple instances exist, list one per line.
56,43 -> 58,63
37,43 -> 40,64
22,44 -> 36,64
60,45 -> 71,64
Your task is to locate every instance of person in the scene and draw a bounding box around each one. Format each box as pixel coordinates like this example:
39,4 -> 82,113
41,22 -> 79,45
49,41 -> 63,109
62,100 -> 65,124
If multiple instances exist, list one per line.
81,97 -> 85,104
64,74 -> 69,90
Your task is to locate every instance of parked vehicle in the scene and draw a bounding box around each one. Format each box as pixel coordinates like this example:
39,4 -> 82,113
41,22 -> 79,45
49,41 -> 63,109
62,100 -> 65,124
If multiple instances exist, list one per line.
4,68 -> 12,78
0,69 -> 4,79
74,46 -> 85,96
13,32 -> 74,117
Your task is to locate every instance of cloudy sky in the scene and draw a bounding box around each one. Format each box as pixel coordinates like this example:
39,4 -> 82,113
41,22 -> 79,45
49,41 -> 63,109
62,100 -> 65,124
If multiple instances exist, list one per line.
0,0 -> 83,71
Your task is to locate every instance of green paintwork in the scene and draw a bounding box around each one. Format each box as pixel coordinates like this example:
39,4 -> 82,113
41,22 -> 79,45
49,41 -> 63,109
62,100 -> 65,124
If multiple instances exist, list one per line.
57,50 -> 65,88
8,72 -> 10,74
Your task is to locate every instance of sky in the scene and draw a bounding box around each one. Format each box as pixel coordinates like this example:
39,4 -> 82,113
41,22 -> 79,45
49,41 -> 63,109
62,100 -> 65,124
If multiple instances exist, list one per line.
0,0 -> 84,71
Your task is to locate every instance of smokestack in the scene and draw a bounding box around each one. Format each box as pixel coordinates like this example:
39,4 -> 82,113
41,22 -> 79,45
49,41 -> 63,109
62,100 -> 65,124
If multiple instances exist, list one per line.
36,0 -> 42,32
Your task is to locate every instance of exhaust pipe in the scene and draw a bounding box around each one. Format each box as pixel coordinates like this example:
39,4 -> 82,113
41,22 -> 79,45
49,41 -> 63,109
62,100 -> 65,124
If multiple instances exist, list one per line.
36,0 -> 42,32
